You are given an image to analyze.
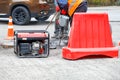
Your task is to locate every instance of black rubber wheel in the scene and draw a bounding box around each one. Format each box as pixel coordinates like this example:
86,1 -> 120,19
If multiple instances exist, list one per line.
12,6 -> 31,25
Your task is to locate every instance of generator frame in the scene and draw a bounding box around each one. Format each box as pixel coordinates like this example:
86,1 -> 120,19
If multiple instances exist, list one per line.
14,30 -> 50,58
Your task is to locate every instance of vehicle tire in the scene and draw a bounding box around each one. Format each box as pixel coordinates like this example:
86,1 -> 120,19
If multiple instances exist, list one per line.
12,6 -> 31,25
35,16 -> 49,21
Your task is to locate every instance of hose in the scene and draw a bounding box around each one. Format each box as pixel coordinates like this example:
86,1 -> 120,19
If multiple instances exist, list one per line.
45,12 -> 58,30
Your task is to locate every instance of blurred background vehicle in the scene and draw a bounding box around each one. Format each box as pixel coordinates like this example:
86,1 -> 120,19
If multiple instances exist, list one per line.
0,0 -> 55,25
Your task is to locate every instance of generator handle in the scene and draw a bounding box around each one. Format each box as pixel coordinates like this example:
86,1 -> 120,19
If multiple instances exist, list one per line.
14,30 -> 49,34
14,30 -> 50,40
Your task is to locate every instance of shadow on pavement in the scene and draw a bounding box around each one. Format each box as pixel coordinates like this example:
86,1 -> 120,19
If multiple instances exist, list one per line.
0,19 -> 8,24
28,21 -> 54,26
0,19 -> 54,26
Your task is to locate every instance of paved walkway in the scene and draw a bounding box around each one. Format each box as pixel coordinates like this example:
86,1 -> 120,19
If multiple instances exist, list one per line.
0,6 -> 120,80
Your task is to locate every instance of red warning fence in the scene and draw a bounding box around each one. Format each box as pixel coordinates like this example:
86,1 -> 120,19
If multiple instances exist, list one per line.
62,13 -> 118,60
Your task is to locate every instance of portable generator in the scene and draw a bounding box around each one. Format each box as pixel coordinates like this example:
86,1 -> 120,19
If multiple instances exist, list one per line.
14,30 -> 49,58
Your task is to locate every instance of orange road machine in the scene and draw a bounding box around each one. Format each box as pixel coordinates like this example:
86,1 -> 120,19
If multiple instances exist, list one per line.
14,30 -> 49,58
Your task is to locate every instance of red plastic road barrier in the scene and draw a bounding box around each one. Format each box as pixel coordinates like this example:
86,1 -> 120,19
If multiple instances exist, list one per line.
62,13 -> 118,60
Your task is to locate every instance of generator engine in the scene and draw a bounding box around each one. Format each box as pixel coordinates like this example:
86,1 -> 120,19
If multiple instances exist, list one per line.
32,41 -> 44,55
14,30 -> 49,58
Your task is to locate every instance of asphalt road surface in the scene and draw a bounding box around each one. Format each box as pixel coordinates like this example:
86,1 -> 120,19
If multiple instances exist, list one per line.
0,6 -> 120,80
